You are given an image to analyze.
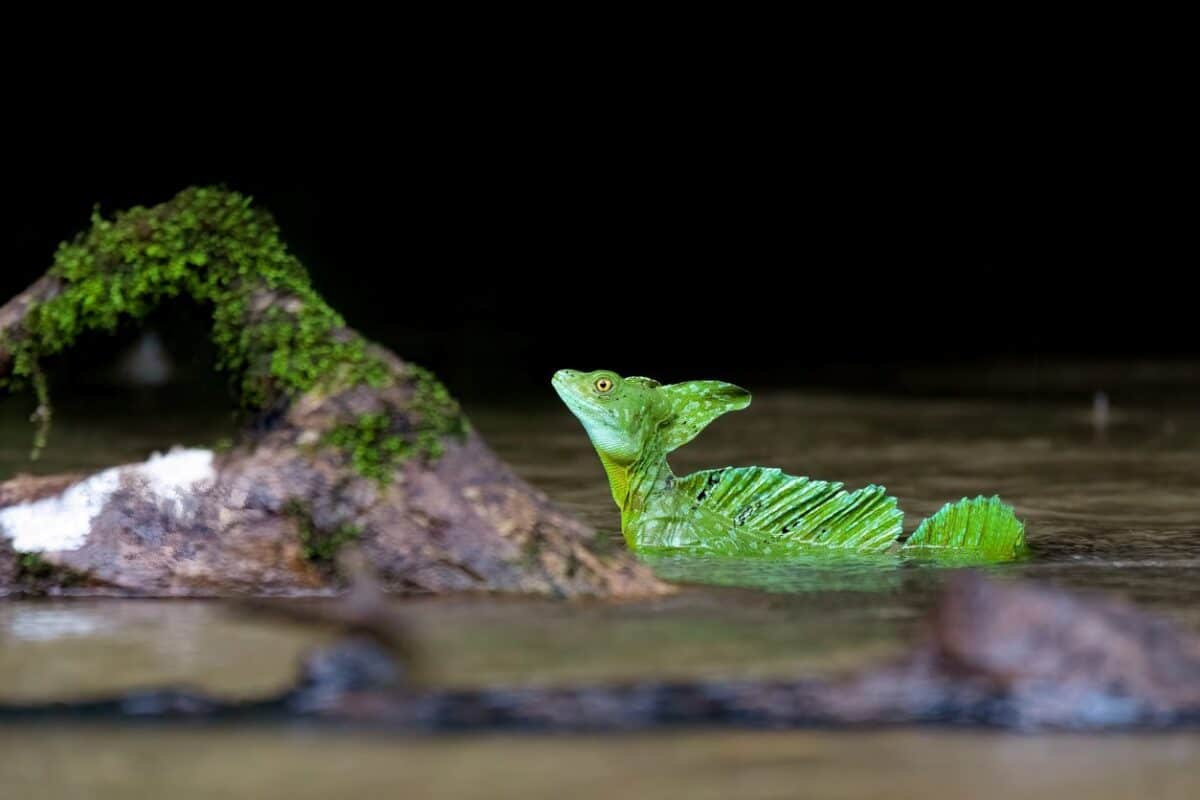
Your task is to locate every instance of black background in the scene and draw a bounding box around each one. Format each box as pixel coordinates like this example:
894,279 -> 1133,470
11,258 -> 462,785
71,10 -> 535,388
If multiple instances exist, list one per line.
6,82 -> 1194,401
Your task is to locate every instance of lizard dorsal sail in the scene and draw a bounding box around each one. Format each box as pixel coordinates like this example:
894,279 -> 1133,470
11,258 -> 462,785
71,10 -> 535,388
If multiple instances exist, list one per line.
664,467 -> 904,555
902,495 -> 1026,560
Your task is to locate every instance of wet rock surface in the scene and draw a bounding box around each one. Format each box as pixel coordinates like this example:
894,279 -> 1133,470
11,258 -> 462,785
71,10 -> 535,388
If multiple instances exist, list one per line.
0,191 -> 665,599
3,573 -> 1198,732
0,416 -> 661,598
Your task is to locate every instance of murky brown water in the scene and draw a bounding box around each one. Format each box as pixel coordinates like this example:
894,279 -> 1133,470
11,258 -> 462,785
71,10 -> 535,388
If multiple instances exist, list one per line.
2,729 -> 1198,800
1,385 -> 1198,797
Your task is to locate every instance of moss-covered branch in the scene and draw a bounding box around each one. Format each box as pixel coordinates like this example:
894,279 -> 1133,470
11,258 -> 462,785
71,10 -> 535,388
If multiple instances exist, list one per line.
0,187 -> 467,469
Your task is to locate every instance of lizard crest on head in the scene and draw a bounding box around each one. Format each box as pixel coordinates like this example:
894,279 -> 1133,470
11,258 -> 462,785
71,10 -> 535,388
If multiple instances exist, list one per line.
551,368 -> 750,473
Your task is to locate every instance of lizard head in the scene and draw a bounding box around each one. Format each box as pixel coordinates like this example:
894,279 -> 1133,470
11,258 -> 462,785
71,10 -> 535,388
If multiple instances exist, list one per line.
552,369 -> 751,467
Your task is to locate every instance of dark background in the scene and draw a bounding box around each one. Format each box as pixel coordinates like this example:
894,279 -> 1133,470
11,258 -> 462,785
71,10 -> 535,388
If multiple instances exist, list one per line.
5,104 -> 1195,402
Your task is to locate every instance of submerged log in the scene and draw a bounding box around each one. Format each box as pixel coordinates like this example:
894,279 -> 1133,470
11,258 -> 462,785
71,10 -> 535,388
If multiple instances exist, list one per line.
3,573 -> 1198,731
0,188 -> 664,598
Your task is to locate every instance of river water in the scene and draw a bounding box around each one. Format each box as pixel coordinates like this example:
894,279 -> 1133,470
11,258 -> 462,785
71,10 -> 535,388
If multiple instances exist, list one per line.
1,384 -> 1198,798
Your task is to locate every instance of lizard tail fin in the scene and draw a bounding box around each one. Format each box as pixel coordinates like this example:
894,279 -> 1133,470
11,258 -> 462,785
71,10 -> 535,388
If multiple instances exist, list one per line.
901,495 -> 1027,561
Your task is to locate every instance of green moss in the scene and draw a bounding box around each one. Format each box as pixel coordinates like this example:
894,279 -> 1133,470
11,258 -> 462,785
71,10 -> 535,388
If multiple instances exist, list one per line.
2,187 -> 467,464
328,395 -> 468,482
8,187 -> 371,407
17,552 -> 54,579
325,376 -> 469,483
285,500 -> 363,562
14,552 -> 90,590
326,413 -> 409,483
406,364 -> 471,459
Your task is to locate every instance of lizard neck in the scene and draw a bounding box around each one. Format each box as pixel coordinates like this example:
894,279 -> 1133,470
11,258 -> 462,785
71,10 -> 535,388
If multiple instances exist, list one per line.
599,447 -> 673,518
597,451 -> 632,508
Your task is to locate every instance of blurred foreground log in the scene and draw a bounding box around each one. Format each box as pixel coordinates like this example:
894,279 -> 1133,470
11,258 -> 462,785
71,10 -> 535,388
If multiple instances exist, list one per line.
2,573 -> 1197,731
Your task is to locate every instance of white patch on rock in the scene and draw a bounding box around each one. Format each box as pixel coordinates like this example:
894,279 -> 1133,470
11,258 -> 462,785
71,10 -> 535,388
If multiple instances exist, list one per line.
0,448 -> 215,553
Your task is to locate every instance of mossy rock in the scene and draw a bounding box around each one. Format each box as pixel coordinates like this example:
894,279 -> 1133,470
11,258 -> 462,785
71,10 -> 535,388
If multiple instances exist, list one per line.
0,188 -> 666,599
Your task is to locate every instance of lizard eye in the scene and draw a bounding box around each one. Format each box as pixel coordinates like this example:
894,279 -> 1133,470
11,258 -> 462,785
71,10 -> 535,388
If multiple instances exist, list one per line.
594,377 -> 614,393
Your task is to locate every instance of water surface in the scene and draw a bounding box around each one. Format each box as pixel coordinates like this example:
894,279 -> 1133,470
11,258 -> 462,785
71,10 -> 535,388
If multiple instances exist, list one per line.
1,386 -> 1198,797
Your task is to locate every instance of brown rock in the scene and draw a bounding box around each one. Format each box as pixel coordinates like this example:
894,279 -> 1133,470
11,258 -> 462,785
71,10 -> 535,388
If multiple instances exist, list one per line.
0,189 -> 665,599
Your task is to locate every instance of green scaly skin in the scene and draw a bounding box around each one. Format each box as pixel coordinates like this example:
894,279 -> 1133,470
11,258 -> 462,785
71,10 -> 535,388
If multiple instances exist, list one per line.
553,369 -> 1028,562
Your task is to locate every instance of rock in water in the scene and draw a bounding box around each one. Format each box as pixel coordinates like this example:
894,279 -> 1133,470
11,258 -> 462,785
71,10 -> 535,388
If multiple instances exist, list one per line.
0,188 -> 664,598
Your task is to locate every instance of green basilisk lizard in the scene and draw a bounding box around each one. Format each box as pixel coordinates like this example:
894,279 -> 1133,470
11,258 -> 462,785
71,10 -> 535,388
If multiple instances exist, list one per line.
553,369 -> 1026,561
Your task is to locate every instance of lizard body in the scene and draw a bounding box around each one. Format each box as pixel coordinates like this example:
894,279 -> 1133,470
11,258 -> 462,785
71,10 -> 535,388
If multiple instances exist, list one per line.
553,369 -> 1026,561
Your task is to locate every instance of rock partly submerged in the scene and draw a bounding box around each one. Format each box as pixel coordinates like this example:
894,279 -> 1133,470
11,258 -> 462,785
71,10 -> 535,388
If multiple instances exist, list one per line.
0,416 -> 661,598
0,188 -> 664,599
3,573 -> 1198,731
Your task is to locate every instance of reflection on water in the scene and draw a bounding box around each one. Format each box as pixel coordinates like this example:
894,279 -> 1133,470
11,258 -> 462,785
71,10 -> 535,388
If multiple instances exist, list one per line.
644,551 -> 906,593
2,386 -> 1199,797
0,600 -> 321,700
3,607 -> 113,641
642,551 -> 1044,594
